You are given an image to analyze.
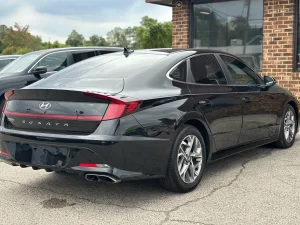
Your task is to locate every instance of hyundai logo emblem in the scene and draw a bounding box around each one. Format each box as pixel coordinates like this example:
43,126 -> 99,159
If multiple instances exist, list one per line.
39,102 -> 51,110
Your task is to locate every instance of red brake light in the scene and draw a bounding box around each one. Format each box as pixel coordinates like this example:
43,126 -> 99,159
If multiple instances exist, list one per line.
84,92 -> 142,121
4,90 -> 14,100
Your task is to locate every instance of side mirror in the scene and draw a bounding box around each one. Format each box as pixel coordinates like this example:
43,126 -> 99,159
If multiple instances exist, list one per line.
31,66 -> 47,75
264,75 -> 276,87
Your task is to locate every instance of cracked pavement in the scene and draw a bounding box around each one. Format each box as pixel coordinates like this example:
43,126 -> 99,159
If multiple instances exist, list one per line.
0,136 -> 300,225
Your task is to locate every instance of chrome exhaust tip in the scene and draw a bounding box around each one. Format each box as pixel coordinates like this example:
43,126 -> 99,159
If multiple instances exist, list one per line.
85,174 -> 120,183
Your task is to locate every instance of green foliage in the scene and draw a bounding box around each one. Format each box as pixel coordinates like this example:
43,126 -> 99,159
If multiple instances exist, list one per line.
1,23 -> 42,54
106,27 -> 137,47
0,17 -> 172,55
86,35 -> 108,46
135,16 -> 172,49
65,30 -> 85,47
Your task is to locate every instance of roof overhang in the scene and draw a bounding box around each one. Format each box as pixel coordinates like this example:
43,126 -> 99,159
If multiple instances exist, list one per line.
146,0 -> 174,6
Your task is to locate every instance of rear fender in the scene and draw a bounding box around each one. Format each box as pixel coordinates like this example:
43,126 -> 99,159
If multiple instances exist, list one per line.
174,111 -> 216,161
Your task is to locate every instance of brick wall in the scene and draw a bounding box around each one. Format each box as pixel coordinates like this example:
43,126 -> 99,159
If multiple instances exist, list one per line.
262,0 -> 300,98
172,0 -> 190,48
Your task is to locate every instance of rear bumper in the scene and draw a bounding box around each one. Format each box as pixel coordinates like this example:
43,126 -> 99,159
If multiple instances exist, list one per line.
0,127 -> 171,181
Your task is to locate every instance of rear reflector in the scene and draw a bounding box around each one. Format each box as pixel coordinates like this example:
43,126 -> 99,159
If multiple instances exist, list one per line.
79,163 -> 110,168
84,92 -> 142,120
79,163 -> 98,168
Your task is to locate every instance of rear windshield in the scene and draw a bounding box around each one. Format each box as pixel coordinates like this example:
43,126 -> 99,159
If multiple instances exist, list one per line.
49,53 -> 166,79
0,52 -> 42,74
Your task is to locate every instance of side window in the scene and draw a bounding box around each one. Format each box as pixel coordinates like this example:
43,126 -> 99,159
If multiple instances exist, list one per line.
169,61 -> 187,82
36,52 -> 68,72
221,55 -> 263,85
189,54 -> 227,85
72,51 -> 96,63
0,59 -> 11,69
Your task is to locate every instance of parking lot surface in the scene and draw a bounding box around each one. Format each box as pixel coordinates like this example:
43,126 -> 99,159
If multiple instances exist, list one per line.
0,136 -> 299,225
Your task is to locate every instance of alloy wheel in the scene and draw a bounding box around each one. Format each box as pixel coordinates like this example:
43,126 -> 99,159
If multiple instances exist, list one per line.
177,135 -> 203,184
284,109 -> 296,143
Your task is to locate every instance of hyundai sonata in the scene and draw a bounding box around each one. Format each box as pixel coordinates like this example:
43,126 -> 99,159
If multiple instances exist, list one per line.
0,49 -> 298,192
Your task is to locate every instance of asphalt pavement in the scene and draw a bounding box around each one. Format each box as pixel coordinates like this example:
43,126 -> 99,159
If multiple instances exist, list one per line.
0,136 -> 300,225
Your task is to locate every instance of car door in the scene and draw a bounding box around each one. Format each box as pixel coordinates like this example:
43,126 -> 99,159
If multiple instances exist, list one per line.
32,51 -> 70,78
187,54 -> 243,151
219,55 -> 279,144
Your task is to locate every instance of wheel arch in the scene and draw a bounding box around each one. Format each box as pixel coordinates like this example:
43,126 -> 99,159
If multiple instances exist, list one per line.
175,112 -> 215,161
287,100 -> 299,130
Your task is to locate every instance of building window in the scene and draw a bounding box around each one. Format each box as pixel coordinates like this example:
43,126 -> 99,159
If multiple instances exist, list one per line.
192,0 -> 263,72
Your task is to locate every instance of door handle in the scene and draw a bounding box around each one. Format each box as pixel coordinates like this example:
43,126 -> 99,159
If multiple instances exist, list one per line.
199,100 -> 213,107
241,97 -> 251,103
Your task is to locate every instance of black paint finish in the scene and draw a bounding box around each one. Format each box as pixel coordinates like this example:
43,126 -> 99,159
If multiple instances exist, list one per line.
0,49 -> 299,181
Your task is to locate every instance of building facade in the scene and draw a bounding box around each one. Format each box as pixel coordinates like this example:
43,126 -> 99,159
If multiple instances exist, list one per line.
147,0 -> 300,99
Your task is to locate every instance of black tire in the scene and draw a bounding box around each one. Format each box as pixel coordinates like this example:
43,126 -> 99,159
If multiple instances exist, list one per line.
274,104 -> 297,149
160,125 -> 207,193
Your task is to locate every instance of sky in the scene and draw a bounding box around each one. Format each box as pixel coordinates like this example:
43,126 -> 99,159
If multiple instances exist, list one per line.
0,0 -> 172,43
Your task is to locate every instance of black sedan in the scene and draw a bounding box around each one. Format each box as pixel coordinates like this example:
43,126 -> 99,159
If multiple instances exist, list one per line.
0,47 -> 123,111
0,49 -> 299,193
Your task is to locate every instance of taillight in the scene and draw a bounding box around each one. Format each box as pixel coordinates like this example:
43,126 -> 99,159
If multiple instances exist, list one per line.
84,92 -> 142,121
2,90 -> 14,112
4,90 -> 14,100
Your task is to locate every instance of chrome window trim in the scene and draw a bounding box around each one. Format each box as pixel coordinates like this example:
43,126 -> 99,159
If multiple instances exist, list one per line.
166,53 -> 230,86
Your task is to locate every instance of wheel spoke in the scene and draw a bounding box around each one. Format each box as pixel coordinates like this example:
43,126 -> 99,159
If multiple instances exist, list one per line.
177,156 -> 184,171
179,146 -> 188,160
189,161 -> 195,181
179,163 -> 189,177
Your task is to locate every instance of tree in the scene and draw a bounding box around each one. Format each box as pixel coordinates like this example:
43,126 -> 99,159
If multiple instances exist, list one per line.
66,30 -> 85,47
86,35 -> 108,46
1,23 -> 42,54
135,16 -> 172,49
0,25 -> 8,53
106,27 -> 136,47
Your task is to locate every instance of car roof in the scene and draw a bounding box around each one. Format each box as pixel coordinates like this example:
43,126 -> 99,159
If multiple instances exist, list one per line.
133,48 -> 237,57
26,47 -> 124,55
0,55 -> 21,59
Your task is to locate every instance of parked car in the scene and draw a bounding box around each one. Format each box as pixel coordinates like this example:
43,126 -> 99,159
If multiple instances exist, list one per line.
0,47 -> 123,110
0,55 -> 20,70
0,49 -> 299,193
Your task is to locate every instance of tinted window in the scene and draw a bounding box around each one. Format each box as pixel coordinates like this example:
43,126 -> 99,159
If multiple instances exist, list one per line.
190,54 -> 227,85
36,52 -> 68,72
72,51 -> 96,63
0,59 -> 11,69
192,0 -> 263,71
0,52 -> 42,74
221,55 -> 263,85
169,61 -> 187,82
